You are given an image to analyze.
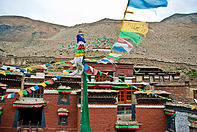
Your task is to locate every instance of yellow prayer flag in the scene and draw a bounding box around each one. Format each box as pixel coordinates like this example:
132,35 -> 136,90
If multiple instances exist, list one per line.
41,82 -> 47,87
27,67 -> 33,71
191,105 -> 195,110
63,72 -> 69,75
55,62 -> 61,64
146,92 -> 150,95
121,21 -> 148,35
18,91 -> 23,96
0,71 -> 6,76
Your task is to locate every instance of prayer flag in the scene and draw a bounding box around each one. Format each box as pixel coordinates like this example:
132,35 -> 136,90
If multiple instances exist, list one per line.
18,91 -> 23,96
89,66 -> 94,73
11,93 -> 15,98
27,67 -> 33,71
0,71 -> 6,76
102,53 -> 121,63
7,94 -> 12,98
20,68 -> 27,72
45,81 -> 50,85
93,69 -> 98,75
30,87 -> 36,91
23,90 -> 28,95
41,82 -> 47,87
112,37 -> 133,53
48,80 -> 54,84
121,21 -> 148,35
5,71 -> 11,74
52,78 -> 58,81
128,0 -> 168,9
84,64 -> 89,71
56,76 -> 62,79
26,88 -> 32,93
98,71 -> 102,75
46,64 -> 52,67
119,31 -> 142,45
34,85 -> 40,90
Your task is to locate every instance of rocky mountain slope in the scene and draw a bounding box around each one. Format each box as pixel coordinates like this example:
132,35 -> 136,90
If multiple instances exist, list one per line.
0,14 -> 196,68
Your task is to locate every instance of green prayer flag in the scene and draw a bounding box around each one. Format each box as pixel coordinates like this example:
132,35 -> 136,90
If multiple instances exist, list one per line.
23,90 -> 28,95
81,72 -> 91,132
5,71 -> 11,74
119,30 -> 142,45
45,81 -> 50,85
98,71 -> 102,75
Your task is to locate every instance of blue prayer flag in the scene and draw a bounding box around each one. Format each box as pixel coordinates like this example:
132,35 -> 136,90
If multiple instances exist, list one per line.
128,0 -> 168,9
56,76 -> 62,79
11,93 -> 15,98
84,64 -> 89,71
34,85 -> 40,90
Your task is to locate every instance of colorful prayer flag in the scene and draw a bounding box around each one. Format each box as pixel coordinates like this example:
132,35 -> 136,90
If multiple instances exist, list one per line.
119,30 -> 142,45
128,0 -> 168,9
112,37 -> 134,53
121,21 -> 148,35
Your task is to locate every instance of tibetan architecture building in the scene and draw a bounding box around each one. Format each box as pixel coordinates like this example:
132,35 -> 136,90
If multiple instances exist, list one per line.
0,62 -> 197,132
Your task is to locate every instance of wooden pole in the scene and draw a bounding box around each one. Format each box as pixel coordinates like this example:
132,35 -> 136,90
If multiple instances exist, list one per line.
20,72 -> 25,99
109,0 -> 132,54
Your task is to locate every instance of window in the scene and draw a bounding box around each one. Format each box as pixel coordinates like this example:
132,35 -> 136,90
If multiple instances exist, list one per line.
118,90 -> 132,104
96,72 -> 113,82
193,90 -> 197,99
58,116 -> 68,125
149,76 -> 155,82
159,76 -> 165,83
117,107 -> 132,115
118,91 -> 124,103
169,75 -> 174,82
58,93 -> 70,105
136,76 -> 143,82
117,107 -> 124,115
126,91 -> 131,102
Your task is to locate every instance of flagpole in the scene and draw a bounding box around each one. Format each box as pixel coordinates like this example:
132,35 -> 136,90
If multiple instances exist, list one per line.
109,0 -> 133,54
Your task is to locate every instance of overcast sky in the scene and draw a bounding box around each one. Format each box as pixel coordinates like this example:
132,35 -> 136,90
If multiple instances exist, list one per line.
0,0 -> 197,26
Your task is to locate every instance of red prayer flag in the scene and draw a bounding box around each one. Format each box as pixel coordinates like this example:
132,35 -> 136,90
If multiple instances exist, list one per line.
26,88 -> 32,93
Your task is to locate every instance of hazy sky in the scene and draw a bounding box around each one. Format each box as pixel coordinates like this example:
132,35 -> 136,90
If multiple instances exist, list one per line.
0,0 -> 197,26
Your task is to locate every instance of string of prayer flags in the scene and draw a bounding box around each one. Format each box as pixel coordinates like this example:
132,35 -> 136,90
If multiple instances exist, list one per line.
102,53 -> 121,63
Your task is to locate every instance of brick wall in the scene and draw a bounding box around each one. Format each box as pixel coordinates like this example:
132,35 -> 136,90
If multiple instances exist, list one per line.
154,85 -> 188,102
44,94 -> 78,131
136,106 -> 166,132
0,94 -> 19,131
77,106 -> 117,132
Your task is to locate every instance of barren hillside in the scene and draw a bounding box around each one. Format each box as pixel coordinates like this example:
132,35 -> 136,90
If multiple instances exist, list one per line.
0,14 -> 197,68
